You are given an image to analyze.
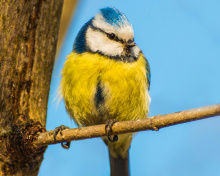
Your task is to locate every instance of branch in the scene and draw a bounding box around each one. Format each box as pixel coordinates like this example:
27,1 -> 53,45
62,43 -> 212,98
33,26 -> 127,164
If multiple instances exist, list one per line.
34,104 -> 220,147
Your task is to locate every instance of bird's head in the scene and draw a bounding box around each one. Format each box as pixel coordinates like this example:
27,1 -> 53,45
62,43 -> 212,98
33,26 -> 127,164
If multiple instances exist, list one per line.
73,7 -> 141,62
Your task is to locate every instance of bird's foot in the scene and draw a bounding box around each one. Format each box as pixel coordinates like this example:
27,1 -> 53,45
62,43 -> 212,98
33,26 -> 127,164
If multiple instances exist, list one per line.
105,119 -> 118,142
53,125 -> 71,149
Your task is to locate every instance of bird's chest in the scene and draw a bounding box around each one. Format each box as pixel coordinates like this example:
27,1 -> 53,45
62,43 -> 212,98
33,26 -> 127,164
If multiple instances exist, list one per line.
94,67 -> 148,122
61,53 -> 149,126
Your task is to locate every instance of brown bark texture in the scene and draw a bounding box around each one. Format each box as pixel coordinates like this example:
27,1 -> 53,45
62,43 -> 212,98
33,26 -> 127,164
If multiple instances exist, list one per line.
0,0 -> 63,175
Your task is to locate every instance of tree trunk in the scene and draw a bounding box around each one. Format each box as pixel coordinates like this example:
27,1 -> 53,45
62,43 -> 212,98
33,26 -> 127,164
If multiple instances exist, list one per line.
0,0 -> 63,175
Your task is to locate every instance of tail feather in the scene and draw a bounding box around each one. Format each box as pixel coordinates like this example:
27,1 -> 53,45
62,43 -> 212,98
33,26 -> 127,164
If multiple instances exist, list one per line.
109,150 -> 129,176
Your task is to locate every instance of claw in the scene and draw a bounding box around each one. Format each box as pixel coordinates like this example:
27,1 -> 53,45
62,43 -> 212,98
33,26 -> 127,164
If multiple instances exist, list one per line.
61,141 -> 71,149
105,119 -> 118,142
53,125 -> 71,149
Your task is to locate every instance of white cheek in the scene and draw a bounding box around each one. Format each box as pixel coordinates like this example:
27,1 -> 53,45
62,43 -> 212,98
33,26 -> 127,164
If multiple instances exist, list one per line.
131,45 -> 141,58
86,27 -> 124,56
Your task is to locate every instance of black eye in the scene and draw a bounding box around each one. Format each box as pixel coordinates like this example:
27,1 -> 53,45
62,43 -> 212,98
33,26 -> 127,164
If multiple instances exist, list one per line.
127,39 -> 133,44
107,33 -> 116,40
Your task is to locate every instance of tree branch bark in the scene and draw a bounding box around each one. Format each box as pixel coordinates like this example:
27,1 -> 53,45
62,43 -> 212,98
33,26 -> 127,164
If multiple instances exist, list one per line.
34,104 -> 220,147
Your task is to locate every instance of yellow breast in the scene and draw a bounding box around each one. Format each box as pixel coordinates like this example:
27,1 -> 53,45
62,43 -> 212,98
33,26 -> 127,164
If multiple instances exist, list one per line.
60,52 -> 150,126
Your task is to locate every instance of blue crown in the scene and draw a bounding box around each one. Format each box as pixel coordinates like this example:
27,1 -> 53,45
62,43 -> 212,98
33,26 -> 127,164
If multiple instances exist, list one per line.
100,7 -> 129,27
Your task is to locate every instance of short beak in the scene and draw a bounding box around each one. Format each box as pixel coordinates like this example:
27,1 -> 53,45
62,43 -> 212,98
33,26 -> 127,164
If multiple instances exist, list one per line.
126,42 -> 136,48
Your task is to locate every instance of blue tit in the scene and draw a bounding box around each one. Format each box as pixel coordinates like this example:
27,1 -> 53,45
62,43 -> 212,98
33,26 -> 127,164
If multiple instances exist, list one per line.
60,7 -> 151,176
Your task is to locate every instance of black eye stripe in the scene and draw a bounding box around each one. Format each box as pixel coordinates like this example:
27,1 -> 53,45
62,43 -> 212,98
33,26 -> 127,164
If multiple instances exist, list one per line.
107,33 -> 125,43
90,24 -> 126,44
90,23 -> 106,34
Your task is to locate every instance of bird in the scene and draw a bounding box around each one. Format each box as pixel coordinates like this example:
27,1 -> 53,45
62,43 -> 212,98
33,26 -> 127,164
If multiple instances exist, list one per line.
59,7 -> 151,176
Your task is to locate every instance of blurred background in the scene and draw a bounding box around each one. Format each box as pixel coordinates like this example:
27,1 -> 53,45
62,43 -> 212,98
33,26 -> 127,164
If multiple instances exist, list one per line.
39,0 -> 220,175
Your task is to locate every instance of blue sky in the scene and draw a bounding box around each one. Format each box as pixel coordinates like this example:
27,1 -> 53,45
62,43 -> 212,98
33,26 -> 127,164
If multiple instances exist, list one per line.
39,0 -> 220,175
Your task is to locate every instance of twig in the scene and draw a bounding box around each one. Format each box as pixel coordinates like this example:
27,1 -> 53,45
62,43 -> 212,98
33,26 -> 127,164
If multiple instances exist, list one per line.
34,104 -> 220,147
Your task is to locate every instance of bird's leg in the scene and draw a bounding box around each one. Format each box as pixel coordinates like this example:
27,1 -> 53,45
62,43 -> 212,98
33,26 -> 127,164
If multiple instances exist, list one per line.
105,119 -> 118,142
53,125 -> 71,149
